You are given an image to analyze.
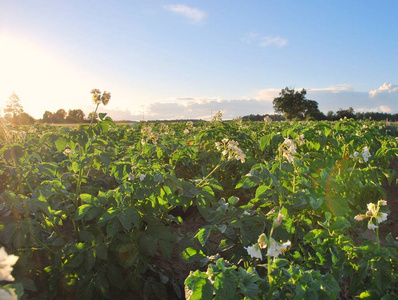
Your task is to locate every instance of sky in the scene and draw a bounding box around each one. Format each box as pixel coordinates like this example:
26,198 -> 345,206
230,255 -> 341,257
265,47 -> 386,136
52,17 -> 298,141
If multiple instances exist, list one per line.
0,0 -> 397,121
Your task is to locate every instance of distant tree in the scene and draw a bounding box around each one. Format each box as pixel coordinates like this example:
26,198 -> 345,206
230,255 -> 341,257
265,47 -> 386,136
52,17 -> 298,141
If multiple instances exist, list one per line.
42,111 -> 54,123
53,109 -> 67,123
4,92 -> 24,119
335,107 -> 355,119
67,109 -> 85,123
273,88 -> 321,120
327,110 -> 335,120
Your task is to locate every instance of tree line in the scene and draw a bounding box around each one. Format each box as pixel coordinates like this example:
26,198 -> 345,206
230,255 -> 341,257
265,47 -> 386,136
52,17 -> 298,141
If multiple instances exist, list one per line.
2,90 -> 397,125
245,87 -> 398,122
1,93 -> 96,125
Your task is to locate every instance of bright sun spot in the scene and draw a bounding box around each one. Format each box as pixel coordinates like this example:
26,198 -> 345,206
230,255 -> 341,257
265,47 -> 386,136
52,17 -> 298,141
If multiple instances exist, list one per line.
0,35 -> 98,118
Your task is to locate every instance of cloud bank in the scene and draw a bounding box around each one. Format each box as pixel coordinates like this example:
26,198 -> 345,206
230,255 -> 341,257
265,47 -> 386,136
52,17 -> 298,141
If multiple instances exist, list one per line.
40,83 -> 398,122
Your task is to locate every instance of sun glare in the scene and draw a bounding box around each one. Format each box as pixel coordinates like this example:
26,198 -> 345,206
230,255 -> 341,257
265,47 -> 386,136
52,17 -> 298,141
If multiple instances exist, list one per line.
0,35 -> 95,118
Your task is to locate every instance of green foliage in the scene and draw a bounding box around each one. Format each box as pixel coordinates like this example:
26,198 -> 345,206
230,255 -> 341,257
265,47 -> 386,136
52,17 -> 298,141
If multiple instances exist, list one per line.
0,117 -> 397,299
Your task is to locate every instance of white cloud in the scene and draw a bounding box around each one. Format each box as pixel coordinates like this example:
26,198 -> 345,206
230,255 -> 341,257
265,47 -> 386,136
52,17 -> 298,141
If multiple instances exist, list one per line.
163,4 -> 206,23
309,84 -> 353,93
369,83 -> 398,97
255,89 -> 281,101
379,105 -> 392,113
244,33 -> 288,48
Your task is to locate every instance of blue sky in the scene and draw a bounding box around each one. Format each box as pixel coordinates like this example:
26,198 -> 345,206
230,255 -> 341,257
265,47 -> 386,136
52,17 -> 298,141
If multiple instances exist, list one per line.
0,0 -> 397,120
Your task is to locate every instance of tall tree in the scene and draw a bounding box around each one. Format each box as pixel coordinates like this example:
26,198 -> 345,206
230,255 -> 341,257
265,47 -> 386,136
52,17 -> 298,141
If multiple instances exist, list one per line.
4,92 -> 24,119
273,88 -> 322,120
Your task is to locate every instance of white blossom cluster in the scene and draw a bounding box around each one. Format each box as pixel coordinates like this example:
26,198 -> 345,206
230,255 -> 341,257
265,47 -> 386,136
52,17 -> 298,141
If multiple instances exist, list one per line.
215,138 -> 246,163
127,166 -> 146,181
279,138 -> 297,163
264,116 -> 272,124
91,89 -> 111,106
245,214 -> 291,259
211,111 -> 223,123
354,200 -> 388,230
183,121 -> 194,134
351,146 -> 371,163
63,148 -> 76,156
140,125 -> 159,145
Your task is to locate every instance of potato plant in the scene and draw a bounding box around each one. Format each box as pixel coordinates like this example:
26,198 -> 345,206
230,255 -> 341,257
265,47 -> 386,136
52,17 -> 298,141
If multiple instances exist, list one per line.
0,116 -> 397,299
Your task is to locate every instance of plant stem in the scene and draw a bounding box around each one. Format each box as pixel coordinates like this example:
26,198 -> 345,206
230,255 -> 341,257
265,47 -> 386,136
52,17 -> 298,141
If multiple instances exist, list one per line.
197,164 -> 221,187
376,219 -> 380,248
90,103 -> 100,126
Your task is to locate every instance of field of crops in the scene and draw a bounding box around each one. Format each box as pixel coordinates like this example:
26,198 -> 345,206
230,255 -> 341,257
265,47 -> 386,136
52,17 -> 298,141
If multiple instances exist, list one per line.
1,115 -> 398,299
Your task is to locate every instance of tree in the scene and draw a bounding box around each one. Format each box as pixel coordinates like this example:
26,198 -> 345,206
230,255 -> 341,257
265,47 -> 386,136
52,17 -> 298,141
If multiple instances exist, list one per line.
4,92 -> 24,119
335,107 -> 355,119
42,111 -> 54,123
53,109 -> 67,123
273,88 -> 322,120
67,109 -> 85,123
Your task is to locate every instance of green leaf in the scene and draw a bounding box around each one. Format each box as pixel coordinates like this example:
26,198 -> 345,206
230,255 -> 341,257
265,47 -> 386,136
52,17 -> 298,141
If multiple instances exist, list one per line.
214,271 -> 239,299
195,226 -> 212,247
140,234 -> 158,257
55,137 -> 68,151
118,207 -> 140,231
106,218 -> 119,238
255,185 -> 269,199
95,242 -> 108,260
21,277 -> 37,291
273,258 -> 289,268
74,204 -> 92,220
329,216 -> 350,232
185,273 -> 213,300
84,249 -> 96,271
100,153 -> 111,169
80,194 -> 96,203
227,196 -> 239,206
182,247 -> 206,262
324,195 -> 351,216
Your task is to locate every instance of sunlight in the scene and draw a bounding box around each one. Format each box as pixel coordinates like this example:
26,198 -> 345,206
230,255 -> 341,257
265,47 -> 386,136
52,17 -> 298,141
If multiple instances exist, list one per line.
0,35 -> 94,118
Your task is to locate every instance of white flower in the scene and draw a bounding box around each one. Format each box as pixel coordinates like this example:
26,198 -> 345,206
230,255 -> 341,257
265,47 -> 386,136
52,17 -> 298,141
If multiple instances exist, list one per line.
139,174 -> 146,181
354,214 -> 363,221
0,247 -> 19,282
368,222 -> 378,230
257,233 -> 268,249
264,116 -> 272,124
362,147 -> 371,163
127,173 -> 135,180
378,200 -> 387,206
367,203 -> 377,215
273,213 -> 284,227
0,288 -> 17,300
245,244 -> 262,260
378,212 -> 388,223
267,239 -> 291,257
